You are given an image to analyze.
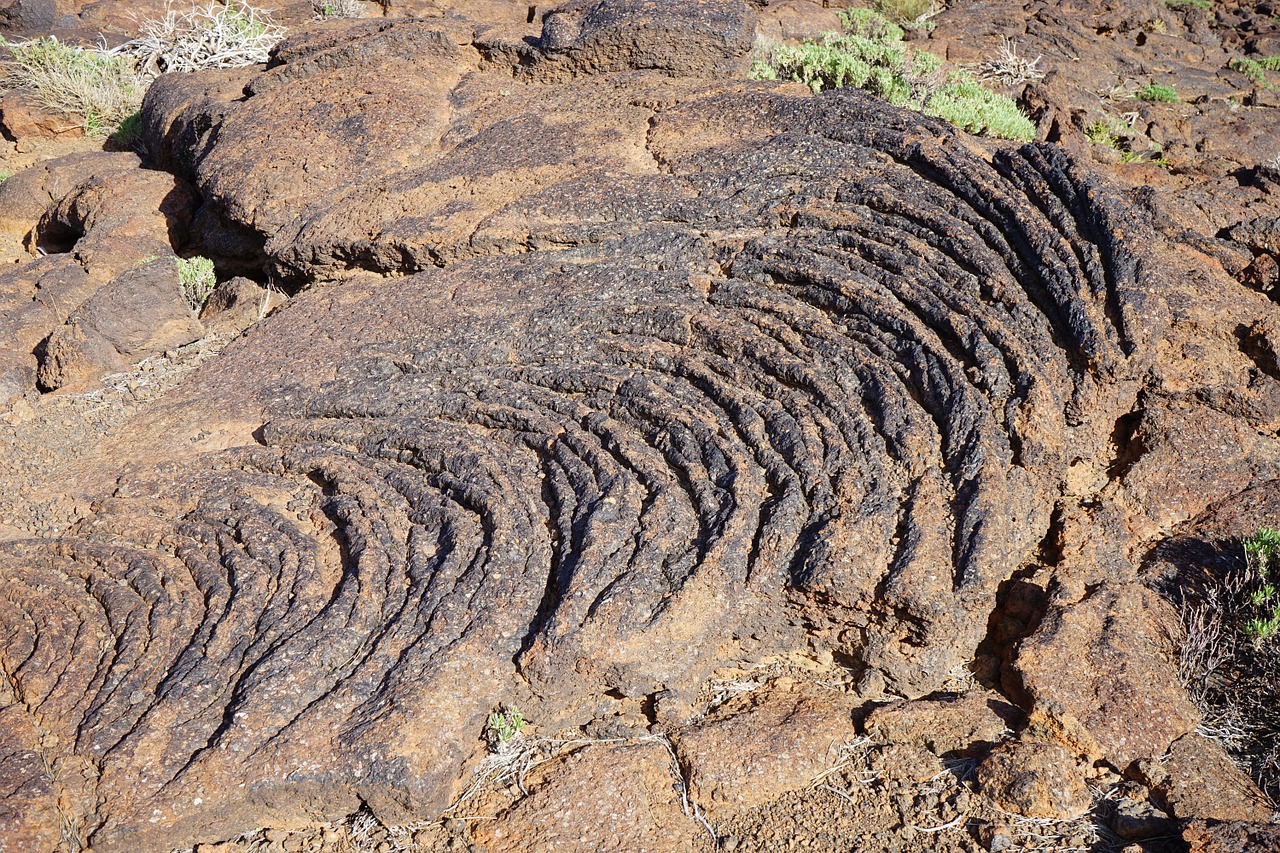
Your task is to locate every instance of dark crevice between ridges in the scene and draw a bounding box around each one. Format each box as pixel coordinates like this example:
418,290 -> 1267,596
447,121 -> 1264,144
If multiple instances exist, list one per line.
877,137 -> 1108,379
993,144 -> 1140,364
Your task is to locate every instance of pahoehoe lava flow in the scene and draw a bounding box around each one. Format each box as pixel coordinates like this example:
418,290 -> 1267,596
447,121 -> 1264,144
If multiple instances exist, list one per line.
0,76 -> 1169,851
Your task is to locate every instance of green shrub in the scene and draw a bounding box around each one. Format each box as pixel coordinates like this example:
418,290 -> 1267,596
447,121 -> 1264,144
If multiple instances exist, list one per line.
178,255 -> 217,311
1136,83 -> 1178,102
1165,0 -> 1211,9
1084,118 -> 1129,147
0,4 -> 285,136
750,8 -> 1034,141
0,36 -> 144,135
1231,56 -> 1280,89
924,74 -> 1036,139
1240,527 -> 1280,646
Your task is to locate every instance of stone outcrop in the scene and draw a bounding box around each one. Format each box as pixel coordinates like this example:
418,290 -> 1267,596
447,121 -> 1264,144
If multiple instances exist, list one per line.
0,1 -> 1279,850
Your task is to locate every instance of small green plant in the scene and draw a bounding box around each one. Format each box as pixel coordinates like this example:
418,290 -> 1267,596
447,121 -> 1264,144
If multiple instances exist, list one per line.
0,171 -> 10,183
108,110 -> 143,149
923,74 -> 1037,140
750,8 -> 1034,141
1230,56 -> 1280,89
1240,527 -> 1280,647
1244,612 -> 1280,644
0,36 -> 144,135
1178,526 -> 1280,805
1084,117 -> 1130,148
177,255 -> 216,311
1244,527 -> 1280,576
1136,83 -> 1178,102
1086,121 -> 1173,169
1165,0 -> 1211,9
486,705 -> 526,750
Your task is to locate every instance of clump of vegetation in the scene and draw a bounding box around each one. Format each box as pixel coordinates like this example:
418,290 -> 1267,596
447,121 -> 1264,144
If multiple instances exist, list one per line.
1165,0 -> 1212,9
1242,528 -> 1280,645
1082,116 -> 1171,167
1176,526 -> 1280,803
108,110 -> 143,149
485,705 -> 527,752
1083,117 -> 1131,148
313,0 -> 362,19
750,8 -> 1035,141
0,3 -> 284,136
1230,56 -> 1280,90
178,255 -> 217,311
1136,83 -> 1178,102
0,36 -> 144,135
977,36 -> 1046,88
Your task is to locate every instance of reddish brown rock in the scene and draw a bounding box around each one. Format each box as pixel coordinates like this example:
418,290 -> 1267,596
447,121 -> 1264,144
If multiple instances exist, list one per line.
674,683 -> 855,820
863,692 -> 1021,757
0,90 -> 85,141
0,1 -> 1277,849
1014,582 -> 1200,771
35,256 -> 203,390
199,276 -> 286,335
1182,820 -> 1280,853
977,741 -> 1091,820
0,155 -> 198,404
1154,733 -> 1274,823
0,151 -> 140,240
34,319 -> 128,390
471,741 -> 696,852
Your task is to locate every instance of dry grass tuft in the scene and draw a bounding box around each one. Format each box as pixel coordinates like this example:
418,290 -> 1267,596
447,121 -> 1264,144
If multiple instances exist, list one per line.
313,0 -> 363,19
118,1 -> 285,79
0,36 -> 144,134
1174,530 -> 1280,805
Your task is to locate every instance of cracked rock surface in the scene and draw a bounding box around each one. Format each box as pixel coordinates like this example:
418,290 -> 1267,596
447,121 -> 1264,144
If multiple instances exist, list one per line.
1,1 -> 1280,851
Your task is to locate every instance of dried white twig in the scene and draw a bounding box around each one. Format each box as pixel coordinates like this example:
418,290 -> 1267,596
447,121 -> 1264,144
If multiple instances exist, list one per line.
978,36 -> 1046,87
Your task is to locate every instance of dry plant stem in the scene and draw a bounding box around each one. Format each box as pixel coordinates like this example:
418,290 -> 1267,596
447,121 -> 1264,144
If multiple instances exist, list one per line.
977,36 -> 1046,86
117,1 -> 285,79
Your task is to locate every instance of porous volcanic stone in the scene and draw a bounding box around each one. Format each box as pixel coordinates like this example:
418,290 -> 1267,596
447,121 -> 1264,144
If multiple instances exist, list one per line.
977,741 -> 1091,820
0,2 -> 1258,850
1154,733 -> 1274,822
674,682 -> 856,820
863,692 -> 1022,757
1182,820 -> 1280,853
472,741 -> 696,852
0,159 -> 198,403
1014,581 -> 1200,771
